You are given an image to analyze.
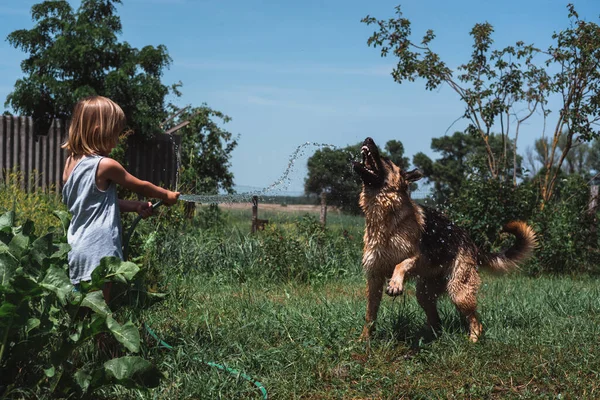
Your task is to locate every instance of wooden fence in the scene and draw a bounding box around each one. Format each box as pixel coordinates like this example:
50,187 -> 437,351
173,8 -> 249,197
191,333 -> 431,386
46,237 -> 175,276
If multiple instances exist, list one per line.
0,115 -> 180,193
126,134 -> 180,190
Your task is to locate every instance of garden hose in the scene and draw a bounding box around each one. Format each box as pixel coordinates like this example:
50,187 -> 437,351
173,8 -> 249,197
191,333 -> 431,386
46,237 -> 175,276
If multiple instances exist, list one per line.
144,322 -> 269,399
123,200 -> 268,399
123,200 -> 164,260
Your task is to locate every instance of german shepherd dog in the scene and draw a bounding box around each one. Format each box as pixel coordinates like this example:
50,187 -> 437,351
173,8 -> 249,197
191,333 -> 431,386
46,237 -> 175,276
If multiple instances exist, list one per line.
352,137 -> 536,342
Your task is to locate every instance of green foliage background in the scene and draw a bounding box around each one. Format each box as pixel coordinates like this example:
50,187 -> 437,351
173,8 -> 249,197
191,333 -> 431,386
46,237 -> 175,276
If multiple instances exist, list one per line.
5,0 -> 173,137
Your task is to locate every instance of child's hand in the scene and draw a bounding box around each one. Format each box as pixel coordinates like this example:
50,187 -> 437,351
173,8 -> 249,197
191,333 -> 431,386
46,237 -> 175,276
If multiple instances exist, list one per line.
164,191 -> 180,206
136,201 -> 154,219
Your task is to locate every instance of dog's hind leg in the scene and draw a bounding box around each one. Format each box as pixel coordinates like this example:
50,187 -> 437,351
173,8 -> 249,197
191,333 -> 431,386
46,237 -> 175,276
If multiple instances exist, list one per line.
416,279 -> 445,334
447,264 -> 482,342
360,273 -> 386,340
386,257 -> 417,297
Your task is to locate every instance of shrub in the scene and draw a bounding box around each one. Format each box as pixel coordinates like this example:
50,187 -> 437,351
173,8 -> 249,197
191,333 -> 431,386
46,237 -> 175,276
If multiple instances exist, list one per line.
143,212 -> 363,285
0,211 -> 161,398
443,174 -> 599,275
0,170 -> 65,235
529,175 -> 600,275
445,176 -> 538,253
195,203 -> 225,230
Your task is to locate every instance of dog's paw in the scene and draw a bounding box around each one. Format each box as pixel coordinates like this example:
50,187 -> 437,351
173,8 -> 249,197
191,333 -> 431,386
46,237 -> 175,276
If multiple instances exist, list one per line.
386,280 -> 403,297
359,326 -> 373,341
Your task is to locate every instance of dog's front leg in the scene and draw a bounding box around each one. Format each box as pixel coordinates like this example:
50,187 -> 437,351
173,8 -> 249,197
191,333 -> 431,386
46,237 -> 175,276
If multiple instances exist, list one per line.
360,273 -> 385,340
386,257 -> 418,297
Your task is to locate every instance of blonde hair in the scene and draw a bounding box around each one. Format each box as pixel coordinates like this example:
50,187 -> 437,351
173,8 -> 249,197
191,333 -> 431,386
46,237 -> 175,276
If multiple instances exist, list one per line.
62,96 -> 126,156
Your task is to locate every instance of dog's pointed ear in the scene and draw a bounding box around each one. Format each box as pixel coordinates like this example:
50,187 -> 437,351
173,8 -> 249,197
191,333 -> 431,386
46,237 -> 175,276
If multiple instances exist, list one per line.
403,169 -> 423,183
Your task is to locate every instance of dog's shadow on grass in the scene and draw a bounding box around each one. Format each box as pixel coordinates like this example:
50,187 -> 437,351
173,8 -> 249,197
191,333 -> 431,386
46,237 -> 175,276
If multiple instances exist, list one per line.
383,299 -> 467,350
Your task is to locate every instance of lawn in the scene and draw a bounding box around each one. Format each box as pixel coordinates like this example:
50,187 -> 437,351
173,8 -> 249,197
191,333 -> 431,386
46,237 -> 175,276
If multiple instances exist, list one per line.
109,273 -> 600,399
108,206 -> 600,399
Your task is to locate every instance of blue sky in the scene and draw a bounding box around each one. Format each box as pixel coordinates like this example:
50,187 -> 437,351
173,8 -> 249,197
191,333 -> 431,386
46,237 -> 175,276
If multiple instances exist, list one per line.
1,0 -> 598,194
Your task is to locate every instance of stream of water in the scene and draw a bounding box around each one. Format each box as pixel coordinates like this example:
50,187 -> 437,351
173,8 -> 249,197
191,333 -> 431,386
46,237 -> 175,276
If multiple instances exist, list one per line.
168,140 -> 349,204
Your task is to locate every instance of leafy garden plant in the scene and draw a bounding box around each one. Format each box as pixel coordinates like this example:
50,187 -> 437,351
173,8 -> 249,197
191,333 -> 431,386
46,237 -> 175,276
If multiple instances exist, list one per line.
0,211 -> 160,398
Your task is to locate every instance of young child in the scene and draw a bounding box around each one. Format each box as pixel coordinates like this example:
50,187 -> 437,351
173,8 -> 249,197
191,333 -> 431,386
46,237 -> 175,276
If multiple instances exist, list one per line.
61,96 -> 180,293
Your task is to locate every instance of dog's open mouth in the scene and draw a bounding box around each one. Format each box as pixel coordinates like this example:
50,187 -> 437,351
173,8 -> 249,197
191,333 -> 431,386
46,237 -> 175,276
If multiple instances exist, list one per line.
360,144 -> 378,175
352,137 -> 383,186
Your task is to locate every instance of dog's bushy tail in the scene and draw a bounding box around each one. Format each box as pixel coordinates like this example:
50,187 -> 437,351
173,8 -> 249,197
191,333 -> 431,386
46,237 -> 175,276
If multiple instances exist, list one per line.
482,221 -> 537,273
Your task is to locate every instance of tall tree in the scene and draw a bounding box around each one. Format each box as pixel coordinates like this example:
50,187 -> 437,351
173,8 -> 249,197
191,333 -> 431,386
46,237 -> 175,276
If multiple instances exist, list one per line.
6,0 -> 239,194
5,0 -> 174,136
385,139 -> 410,170
586,140 -> 600,178
362,4 -> 600,205
305,144 -> 362,215
413,131 -> 522,202
165,106 -> 238,195
527,134 -> 599,179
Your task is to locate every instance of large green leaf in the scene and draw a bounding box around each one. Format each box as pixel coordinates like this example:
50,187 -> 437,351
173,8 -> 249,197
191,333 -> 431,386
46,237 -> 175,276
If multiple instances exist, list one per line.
106,315 -> 140,353
31,233 -> 56,267
77,314 -> 107,344
90,258 -> 113,287
69,320 -> 83,342
74,367 -> 107,394
114,261 -> 140,281
0,301 -> 17,317
21,220 -> 34,236
26,317 -> 41,334
73,369 -> 91,393
80,291 -> 110,317
40,265 -> 73,303
0,211 -> 15,233
86,313 -> 107,337
97,256 -> 123,277
0,301 -> 17,327
9,232 -> 30,258
50,243 -> 70,261
53,210 -> 71,238
104,356 -> 162,388
92,257 -> 140,285
0,252 -> 18,289
11,275 -> 43,297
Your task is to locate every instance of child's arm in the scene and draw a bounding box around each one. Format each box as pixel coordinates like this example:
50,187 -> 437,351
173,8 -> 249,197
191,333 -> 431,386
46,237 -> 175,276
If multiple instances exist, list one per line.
98,158 -> 180,205
119,200 -> 154,219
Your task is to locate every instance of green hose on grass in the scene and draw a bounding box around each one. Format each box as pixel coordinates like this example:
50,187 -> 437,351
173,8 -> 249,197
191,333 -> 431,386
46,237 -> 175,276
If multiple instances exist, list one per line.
124,201 -> 268,399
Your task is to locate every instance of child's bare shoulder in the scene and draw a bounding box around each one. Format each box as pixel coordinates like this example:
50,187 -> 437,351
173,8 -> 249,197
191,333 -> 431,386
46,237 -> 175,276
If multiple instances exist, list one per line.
63,155 -> 83,184
97,157 -> 126,178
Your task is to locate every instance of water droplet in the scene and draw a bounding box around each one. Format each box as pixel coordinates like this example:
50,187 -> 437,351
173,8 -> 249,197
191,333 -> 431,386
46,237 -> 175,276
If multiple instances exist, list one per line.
178,141 -> 341,204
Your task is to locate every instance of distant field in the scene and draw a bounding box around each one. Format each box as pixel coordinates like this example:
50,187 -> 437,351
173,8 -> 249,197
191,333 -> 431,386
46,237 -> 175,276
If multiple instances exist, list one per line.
217,202 -> 341,214
219,203 -> 320,212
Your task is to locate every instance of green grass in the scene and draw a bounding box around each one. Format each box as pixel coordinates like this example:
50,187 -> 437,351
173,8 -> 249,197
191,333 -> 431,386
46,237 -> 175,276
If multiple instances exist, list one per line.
6,182 -> 600,398
110,274 -> 600,399
107,208 -> 600,399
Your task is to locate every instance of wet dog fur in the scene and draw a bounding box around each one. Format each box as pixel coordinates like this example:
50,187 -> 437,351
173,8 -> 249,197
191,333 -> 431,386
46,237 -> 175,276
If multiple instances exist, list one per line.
352,137 -> 537,342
